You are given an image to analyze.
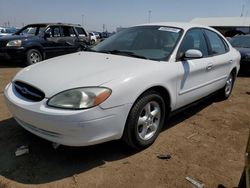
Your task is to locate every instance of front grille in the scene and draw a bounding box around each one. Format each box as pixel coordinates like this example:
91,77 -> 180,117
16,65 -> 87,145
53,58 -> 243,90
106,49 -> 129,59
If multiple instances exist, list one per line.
14,81 -> 45,102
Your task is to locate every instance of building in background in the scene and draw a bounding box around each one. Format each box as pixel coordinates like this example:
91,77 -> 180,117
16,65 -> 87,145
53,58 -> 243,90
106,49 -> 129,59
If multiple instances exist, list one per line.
191,17 -> 250,37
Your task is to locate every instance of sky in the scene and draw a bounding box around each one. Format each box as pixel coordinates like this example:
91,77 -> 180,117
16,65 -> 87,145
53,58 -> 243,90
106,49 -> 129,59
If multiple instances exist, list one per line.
0,0 -> 249,32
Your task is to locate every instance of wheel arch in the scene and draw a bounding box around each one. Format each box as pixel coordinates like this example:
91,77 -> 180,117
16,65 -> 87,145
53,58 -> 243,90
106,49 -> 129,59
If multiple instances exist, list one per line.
25,45 -> 44,60
122,85 -> 172,149
231,67 -> 237,78
133,85 -> 172,115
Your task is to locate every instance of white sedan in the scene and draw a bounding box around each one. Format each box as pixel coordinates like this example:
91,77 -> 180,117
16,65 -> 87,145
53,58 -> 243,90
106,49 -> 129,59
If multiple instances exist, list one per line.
4,22 -> 240,149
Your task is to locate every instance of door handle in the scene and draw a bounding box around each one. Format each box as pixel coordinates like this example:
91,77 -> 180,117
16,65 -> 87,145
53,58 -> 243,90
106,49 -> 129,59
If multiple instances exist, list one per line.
206,63 -> 213,70
228,60 -> 233,64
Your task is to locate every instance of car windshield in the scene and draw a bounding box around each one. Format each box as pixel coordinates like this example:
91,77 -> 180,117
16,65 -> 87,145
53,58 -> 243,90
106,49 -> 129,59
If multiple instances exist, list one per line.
15,25 -> 46,36
230,35 -> 250,48
92,26 -> 182,61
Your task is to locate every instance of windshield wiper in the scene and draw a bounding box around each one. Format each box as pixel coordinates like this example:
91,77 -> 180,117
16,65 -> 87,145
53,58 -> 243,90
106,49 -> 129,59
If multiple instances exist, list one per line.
98,50 -> 148,60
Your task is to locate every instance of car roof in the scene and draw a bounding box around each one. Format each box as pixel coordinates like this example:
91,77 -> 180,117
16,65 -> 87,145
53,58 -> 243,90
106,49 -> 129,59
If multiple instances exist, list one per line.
25,23 -> 82,27
136,22 -> 213,31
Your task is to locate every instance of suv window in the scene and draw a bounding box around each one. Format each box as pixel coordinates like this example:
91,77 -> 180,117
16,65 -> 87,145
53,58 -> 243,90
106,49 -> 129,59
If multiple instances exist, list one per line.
46,26 -> 61,37
61,26 -> 76,37
75,27 -> 86,37
179,28 -> 208,57
204,29 -> 227,55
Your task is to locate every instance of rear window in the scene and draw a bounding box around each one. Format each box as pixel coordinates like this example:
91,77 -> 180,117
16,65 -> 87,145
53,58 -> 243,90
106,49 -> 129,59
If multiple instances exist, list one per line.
204,29 -> 228,55
75,27 -> 87,37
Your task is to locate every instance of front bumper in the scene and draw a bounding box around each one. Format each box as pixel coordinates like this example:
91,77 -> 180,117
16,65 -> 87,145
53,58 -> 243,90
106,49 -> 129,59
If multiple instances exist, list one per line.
4,83 -> 132,146
0,47 -> 25,60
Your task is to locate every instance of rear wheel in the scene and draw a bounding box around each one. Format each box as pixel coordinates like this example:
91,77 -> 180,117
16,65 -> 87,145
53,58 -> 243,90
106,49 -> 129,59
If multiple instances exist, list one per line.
122,91 -> 166,149
76,45 -> 86,52
26,49 -> 42,66
90,39 -> 95,45
219,72 -> 235,100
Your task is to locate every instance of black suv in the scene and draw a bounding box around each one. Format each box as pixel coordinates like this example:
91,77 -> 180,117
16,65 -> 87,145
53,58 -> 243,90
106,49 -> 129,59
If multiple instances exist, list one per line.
0,23 -> 90,66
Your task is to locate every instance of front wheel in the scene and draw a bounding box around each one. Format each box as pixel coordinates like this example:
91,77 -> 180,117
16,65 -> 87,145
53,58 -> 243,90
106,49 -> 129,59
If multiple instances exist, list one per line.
122,91 -> 166,149
26,49 -> 42,66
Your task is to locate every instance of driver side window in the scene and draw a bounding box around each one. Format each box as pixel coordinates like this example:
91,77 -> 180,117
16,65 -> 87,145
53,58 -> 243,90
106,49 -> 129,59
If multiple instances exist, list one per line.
45,26 -> 61,37
178,28 -> 208,58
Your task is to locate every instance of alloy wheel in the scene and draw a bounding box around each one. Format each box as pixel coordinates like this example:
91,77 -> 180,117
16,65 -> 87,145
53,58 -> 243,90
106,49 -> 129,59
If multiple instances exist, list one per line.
30,52 -> 41,64
137,101 -> 161,141
225,74 -> 233,96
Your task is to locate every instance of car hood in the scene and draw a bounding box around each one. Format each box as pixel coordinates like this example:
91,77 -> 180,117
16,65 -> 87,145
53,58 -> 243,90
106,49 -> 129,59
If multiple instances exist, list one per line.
13,52 -> 159,98
0,34 -> 35,42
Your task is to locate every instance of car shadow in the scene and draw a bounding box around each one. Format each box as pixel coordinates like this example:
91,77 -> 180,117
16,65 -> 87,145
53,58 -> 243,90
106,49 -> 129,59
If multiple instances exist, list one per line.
0,118 -> 136,185
0,60 -> 22,68
0,94 -> 218,185
165,93 -> 217,130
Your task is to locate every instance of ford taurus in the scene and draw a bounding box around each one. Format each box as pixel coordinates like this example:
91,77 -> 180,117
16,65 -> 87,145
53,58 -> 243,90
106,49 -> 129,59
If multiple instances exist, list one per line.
4,22 -> 240,149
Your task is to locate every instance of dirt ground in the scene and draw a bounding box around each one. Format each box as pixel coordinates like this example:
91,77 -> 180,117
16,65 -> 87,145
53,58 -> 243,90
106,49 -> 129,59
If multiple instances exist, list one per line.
0,61 -> 249,188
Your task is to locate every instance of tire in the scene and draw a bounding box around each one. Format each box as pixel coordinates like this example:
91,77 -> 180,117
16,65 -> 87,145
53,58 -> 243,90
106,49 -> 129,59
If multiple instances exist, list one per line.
122,91 -> 166,149
26,49 -> 42,66
219,72 -> 235,100
76,45 -> 84,52
90,40 -> 95,45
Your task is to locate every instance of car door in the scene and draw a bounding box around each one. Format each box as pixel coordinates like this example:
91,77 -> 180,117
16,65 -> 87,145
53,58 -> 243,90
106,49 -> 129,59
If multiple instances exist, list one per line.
75,27 -> 89,45
60,26 -> 79,54
175,28 -> 214,109
202,29 -> 231,89
42,26 -> 67,58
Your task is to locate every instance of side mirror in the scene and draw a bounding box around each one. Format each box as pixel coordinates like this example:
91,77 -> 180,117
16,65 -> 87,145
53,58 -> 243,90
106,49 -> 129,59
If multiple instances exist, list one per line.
185,49 -> 203,59
44,33 -> 50,39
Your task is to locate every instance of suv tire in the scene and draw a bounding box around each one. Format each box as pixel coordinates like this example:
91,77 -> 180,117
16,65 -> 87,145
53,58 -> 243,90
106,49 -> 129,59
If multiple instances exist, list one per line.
26,49 -> 42,66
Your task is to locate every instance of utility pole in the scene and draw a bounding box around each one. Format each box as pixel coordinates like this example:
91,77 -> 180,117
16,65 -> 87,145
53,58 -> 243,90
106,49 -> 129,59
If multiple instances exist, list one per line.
103,24 -> 105,32
241,4 -> 245,17
148,10 -> 152,23
82,14 -> 84,26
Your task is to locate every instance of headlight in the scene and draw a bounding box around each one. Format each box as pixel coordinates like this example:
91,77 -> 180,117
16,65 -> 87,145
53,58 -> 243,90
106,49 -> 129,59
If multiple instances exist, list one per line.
47,87 -> 111,109
6,40 -> 22,47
